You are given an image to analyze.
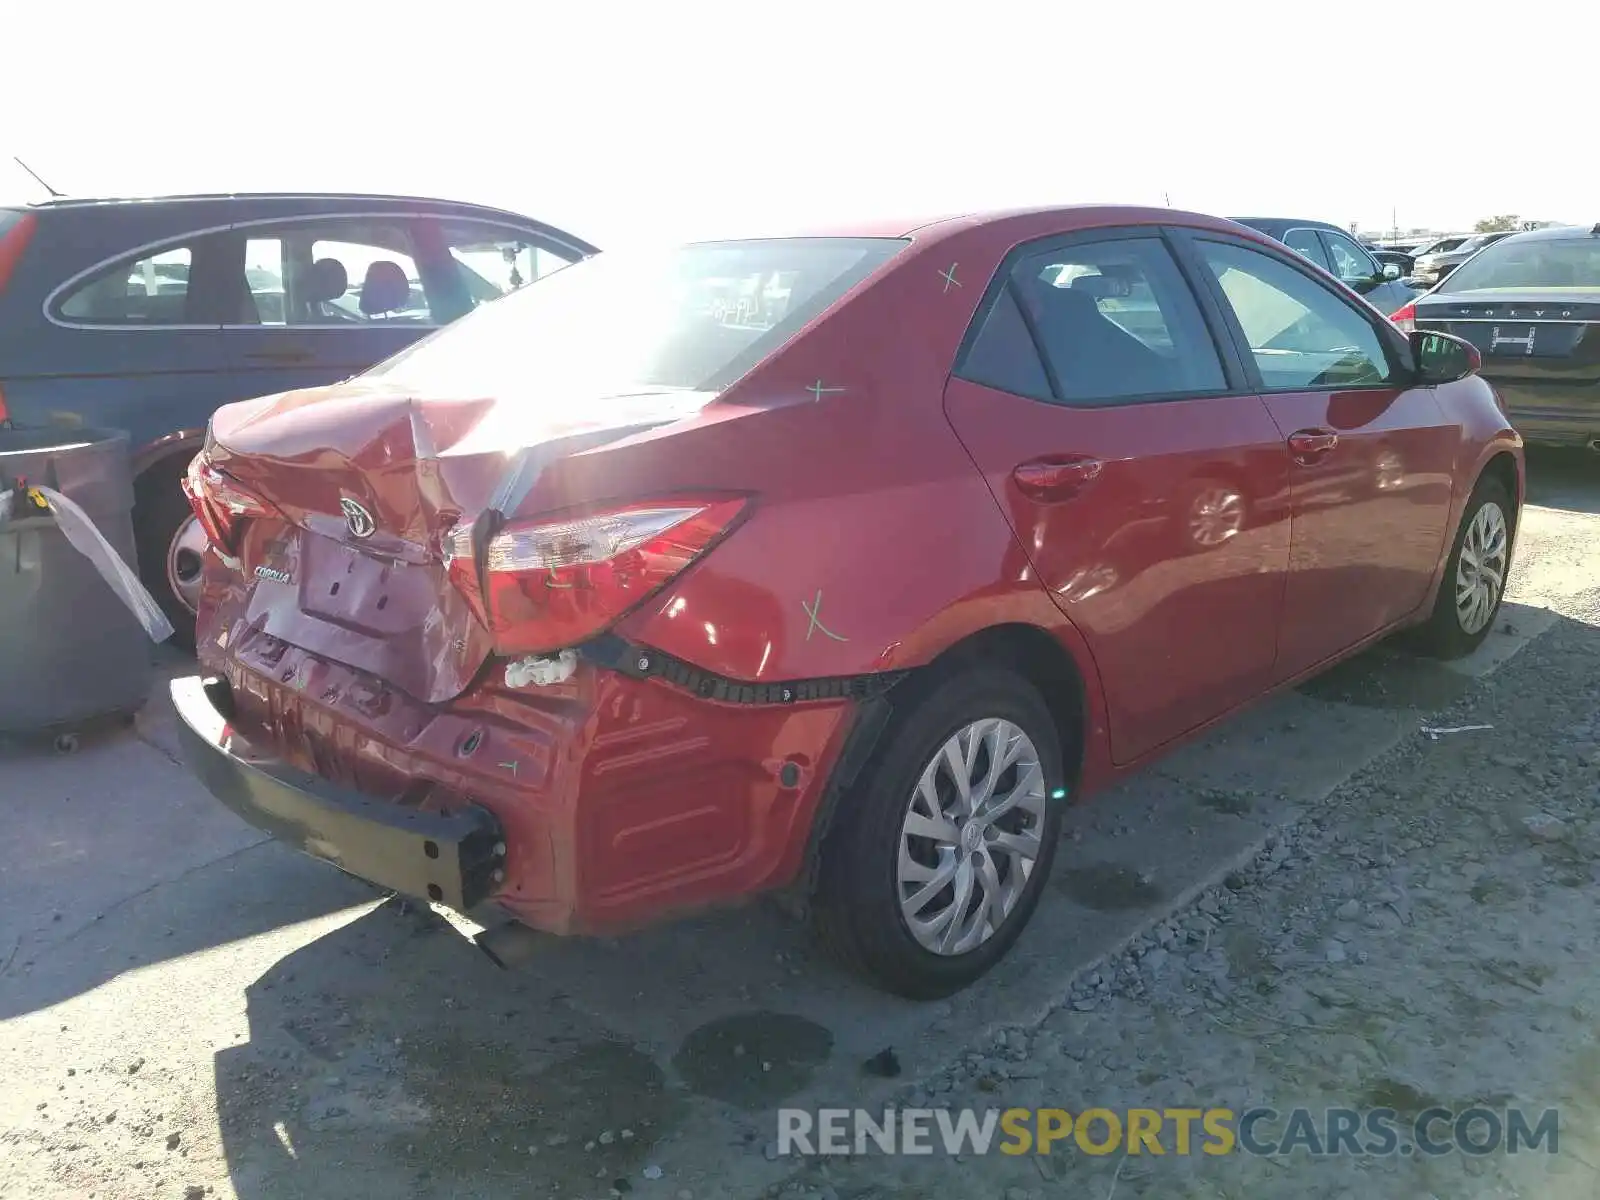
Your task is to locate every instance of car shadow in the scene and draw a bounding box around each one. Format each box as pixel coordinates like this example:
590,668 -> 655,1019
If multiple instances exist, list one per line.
1524,446 -> 1600,516
0,642 -> 369,1022
212,896 -> 856,1200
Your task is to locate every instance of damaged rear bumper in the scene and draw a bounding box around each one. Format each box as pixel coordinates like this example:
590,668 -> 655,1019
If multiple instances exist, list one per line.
170,674 -> 506,910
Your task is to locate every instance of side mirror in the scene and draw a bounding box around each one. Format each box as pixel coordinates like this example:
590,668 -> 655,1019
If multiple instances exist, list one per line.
1411,331 -> 1480,384
1382,263 -> 1402,280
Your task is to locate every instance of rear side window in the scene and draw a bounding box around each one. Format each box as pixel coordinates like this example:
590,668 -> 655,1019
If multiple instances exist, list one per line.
969,236 -> 1226,405
58,245 -> 195,324
959,288 -> 1052,399
240,219 -> 432,327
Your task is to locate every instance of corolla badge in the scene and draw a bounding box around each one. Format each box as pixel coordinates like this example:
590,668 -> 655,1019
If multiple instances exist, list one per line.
254,565 -> 292,584
340,497 -> 376,539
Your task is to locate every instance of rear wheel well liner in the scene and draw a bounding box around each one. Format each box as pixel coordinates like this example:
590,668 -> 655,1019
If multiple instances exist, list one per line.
781,621 -> 1089,917
1481,450 -> 1520,529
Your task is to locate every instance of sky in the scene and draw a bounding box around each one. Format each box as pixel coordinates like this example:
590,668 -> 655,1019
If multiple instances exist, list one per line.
3,0 -> 1592,246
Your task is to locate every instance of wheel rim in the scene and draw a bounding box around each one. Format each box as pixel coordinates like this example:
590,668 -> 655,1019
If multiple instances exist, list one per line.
896,718 -> 1048,956
165,514 -> 208,617
1455,500 -> 1508,636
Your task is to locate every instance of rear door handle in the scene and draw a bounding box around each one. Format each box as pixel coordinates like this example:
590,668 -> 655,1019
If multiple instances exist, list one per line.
1012,455 -> 1104,500
1287,428 -> 1339,464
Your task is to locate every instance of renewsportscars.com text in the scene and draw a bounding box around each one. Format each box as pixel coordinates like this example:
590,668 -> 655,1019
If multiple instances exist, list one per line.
776,1106 -> 1560,1158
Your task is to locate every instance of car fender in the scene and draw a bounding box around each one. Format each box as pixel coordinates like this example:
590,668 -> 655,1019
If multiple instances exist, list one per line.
1413,381 -> 1523,617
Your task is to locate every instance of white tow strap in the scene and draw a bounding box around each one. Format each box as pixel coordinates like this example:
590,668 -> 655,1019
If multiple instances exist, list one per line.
0,486 -> 175,643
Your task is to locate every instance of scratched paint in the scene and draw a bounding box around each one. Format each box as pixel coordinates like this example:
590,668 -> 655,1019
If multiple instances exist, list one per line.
805,380 -> 846,403
940,263 -> 961,292
802,589 -> 847,643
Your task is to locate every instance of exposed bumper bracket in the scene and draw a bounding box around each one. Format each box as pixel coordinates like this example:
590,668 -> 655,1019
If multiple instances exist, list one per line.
169,674 -> 505,910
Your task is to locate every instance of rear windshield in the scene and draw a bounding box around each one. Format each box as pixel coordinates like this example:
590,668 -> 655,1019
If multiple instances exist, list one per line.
366,237 -> 906,398
1443,235 -> 1600,292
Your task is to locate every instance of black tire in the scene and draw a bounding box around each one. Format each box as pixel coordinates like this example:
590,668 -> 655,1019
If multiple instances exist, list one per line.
1408,474 -> 1514,660
810,666 -> 1067,999
133,460 -> 198,652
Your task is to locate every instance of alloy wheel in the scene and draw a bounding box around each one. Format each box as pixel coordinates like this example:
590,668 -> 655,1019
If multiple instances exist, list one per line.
896,718 -> 1047,956
1455,500 -> 1508,636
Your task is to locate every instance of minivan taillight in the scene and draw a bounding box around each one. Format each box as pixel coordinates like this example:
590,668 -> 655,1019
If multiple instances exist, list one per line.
0,212 -> 37,295
1390,301 -> 1417,333
182,454 -> 277,560
444,497 -> 749,654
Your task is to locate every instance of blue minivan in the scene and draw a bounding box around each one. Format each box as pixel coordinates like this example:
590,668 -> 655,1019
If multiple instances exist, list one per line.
0,192 -> 597,644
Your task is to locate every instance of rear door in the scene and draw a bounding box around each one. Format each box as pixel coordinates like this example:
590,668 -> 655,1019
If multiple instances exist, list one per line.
944,229 -> 1291,765
1178,232 -> 1456,681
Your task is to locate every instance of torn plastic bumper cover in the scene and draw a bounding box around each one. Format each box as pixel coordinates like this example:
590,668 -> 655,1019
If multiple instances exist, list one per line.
169,674 -> 505,910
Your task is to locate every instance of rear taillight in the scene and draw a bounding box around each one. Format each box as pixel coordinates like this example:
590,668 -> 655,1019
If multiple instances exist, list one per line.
444,496 -> 748,654
0,213 -> 37,295
182,454 -> 277,560
1390,301 -> 1417,333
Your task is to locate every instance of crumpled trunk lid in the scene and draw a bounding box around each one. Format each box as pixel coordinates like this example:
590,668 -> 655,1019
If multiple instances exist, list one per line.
207,378 -> 716,703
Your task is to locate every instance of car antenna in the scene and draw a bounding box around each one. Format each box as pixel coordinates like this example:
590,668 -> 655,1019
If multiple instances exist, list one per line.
12,156 -> 63,198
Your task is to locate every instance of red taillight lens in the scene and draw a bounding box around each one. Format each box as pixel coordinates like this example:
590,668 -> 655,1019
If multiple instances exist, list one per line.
182,454 -> 276,559
1390,301 -> 1417,333
0,213 -> 37,295
445,496 -> 748,654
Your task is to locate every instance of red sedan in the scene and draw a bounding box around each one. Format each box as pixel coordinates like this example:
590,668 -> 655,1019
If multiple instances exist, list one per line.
172,205 -> 1523,998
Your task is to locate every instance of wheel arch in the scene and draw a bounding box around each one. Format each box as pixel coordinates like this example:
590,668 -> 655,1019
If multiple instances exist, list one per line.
132,429 -> 206,482
782,617 -> 1102,918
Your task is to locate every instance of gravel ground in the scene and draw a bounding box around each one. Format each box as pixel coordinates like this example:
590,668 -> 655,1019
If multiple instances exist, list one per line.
761,588 -> 1600,1200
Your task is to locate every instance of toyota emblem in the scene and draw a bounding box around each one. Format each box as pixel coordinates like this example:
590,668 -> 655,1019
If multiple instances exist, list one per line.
340,497 -> 376,539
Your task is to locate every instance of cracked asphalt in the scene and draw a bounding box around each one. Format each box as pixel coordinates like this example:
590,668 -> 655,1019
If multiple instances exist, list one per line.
1,448 -> 1596,1200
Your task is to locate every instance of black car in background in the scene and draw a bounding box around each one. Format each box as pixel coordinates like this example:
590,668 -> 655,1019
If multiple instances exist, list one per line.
1409,230 -> 1518,287
0,192 -> 598,644
1233,217 -> 1419,314
1393,224 -> 1600,449
1409,233 -> 1472,260
1366,245 -> 1417,275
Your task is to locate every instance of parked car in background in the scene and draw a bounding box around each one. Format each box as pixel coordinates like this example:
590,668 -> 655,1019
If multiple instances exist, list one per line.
1233,217 -> 1419,314
1409,230 -> 1518,287
1409,234 -> 1473,261
170,204 -> 1522,998
1394,223 -> 1600,449
0,193 -> 598,644
1367,246 -> 1417,276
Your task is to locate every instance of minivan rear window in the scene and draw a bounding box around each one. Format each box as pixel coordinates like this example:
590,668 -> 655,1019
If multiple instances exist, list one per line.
365,237 -> 906,398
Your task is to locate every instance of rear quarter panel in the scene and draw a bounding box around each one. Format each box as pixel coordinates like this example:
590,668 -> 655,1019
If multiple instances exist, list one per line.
1415,373 -> 1524,609
0,201 -> 239,451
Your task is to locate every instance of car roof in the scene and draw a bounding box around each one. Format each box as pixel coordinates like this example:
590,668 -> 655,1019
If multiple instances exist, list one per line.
1478,224 -> 1597,244
702,204 -> 1261,243
1232,217 -> 1350,236
20,190 -> 544,223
